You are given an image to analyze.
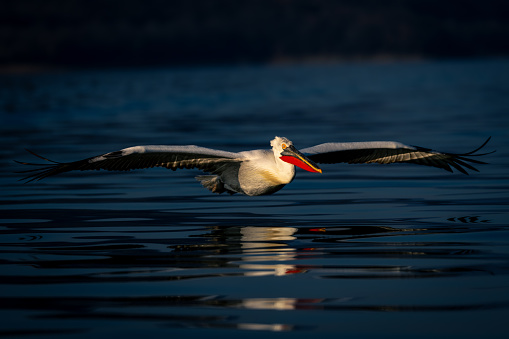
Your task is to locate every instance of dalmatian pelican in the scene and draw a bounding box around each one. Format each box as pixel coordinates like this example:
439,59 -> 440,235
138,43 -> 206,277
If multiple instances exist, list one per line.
16,136 -> 493,196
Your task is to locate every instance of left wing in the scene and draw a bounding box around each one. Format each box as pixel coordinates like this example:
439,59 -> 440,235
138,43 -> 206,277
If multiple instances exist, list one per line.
300,137 -> 493,174
15,145 -> 241,183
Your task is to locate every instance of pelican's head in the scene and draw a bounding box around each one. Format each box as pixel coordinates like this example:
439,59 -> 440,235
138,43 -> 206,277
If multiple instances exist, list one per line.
271,136 -> 322,173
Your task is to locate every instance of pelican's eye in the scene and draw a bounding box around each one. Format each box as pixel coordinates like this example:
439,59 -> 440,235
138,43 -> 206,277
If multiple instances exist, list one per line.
282,143 -> 287,149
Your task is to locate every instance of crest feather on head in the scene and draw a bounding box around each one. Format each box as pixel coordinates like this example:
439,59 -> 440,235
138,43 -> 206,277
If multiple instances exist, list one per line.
270,136 -> 292,150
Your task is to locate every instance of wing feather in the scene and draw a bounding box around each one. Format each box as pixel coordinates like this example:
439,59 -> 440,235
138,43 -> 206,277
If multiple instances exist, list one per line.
15,145 -> 241,182
301,138 -> 493,174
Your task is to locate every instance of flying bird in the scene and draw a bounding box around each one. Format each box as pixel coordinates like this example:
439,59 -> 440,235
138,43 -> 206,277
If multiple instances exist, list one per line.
16,136 -> 493,196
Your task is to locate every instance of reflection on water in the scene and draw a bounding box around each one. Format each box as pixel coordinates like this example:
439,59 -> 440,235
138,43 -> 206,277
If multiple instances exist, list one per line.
1,207 -> 509,336
237,227 -> 300,276
2,209 -> 505,284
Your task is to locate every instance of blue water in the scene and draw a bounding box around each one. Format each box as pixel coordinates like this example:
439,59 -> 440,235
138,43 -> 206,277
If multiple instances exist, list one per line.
1,58 -> 509,338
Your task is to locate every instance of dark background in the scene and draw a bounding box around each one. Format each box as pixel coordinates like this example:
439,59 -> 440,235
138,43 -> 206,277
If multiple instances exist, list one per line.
2,0 -> 509,68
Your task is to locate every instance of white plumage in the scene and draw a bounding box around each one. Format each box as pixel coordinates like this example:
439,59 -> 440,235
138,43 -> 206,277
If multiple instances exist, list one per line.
16,136 -> 493,196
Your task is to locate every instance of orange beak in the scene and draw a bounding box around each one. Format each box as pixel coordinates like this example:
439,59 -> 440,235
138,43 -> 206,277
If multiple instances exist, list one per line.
280,145 -> 322,173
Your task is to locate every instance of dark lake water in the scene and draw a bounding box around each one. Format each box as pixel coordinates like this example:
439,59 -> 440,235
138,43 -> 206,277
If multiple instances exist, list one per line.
1,58 -> 509,338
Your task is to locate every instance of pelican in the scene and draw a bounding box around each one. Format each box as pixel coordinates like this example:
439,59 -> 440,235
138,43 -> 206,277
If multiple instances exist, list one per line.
16,136 -> 493,196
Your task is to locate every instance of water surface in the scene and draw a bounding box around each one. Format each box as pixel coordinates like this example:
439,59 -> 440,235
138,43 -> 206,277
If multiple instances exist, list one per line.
1,59 -> 509,338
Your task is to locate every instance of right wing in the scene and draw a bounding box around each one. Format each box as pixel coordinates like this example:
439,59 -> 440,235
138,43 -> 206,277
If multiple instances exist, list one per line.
301,138 -> 493,175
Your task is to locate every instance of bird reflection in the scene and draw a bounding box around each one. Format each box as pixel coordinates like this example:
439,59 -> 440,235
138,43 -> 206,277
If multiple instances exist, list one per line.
170,223 -> 405,277
171,225 -> 307,276
236,226 -> 305,276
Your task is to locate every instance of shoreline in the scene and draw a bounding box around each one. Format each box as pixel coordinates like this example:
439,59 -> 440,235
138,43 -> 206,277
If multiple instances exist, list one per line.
1,55 -> 507,74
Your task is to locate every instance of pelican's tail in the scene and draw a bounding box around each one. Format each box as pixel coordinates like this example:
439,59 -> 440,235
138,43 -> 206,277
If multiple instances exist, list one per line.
195,175 -> 235,195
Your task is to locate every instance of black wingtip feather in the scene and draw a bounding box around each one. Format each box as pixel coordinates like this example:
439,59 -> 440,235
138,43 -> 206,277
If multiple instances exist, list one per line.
15,149 -> 66,183
432,137 -> 494,174
23,149 -> 61,164
448,160 -> 469,175
458,137 -> 496,157
453,158 -> 479,173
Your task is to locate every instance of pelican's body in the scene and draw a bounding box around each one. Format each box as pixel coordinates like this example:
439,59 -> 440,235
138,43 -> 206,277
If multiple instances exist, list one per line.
16,136 -> 492,196
228,149 -> 291,196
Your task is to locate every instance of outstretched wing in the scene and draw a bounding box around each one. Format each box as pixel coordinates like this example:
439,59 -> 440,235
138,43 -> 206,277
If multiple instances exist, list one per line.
300,137 -> 493,174
16,145 -> 242,182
